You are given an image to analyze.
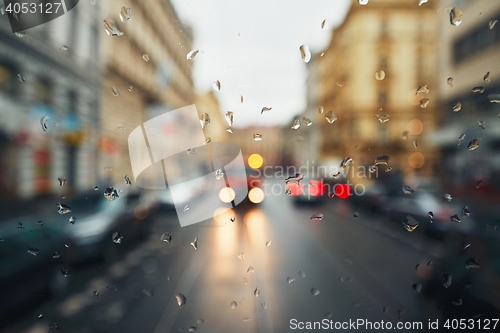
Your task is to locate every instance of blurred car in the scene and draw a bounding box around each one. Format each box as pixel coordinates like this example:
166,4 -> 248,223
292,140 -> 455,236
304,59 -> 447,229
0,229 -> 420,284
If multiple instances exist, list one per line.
291,179 -> 327,206
63,190 -> 152,263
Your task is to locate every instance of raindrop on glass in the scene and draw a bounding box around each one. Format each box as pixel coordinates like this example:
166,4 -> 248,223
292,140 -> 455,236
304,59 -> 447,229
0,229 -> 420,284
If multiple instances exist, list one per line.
301,117 -> 312,126
463,243 -> 471,250
478,120 -> 486,129
119,6 -> 132,22
142,289 -> 155,297
93,290 -> 98,299
215,169 -> 225,180
186,50 -> 199,60
402,186 -> 414,194
261,106 -> 272,114
226,127 -> 233,133
112,232 -> 123,244
412,283 -> 422,293
489,20 -> 498,30
265,240 -> 272,246
230,301 -> 237,309
61,268 -> 71,277
175,293 -> 187,306
467,139 -> 479,151
412,138 -> 418,148
311,287 -> 320,296
104,187 -> 119,201
52,251 -> 60,259
310,213 -> 324,221
325,111 -> 337,124
443,193 -> 453,202
298,270 -> 306,278
369,155 -> 392,173
299,45 -> 311,63
190,237 -> 198,250
15,31 -> 26,37
57,202 -> 71,214
428,211 -> 434,222
291,118 -> 301,129
40,116 -> 49,131
160,233 -> 172,243
199,113 -> 210,129
458,133 -> 465,147
483,72 -> 490,83
124,175 -> 132,187
128,85 -> 133,92
402,131 -> 409,140
452,298 -> 463,306
452,101 -> 462,112
261,302 -> 268,309
103,19 -> 123,36
111,86 -> 120,96
465,258 -> 481,269
472,86 -> 484,93
443,273 -> 452,288
287,277 -> 295,285
321,19 -> 328,29
375,114 -> 391,123
27,247 -> 39,256
225,111 -> 234,127
57,177 -> 66,186
447,77 -> 454,87
237,253 -> 246,260
253,133 -> 263,141
212,80 -> 221,91
254,286 -> 260,298
247,266 -> 254,274
450,7 -> 463,26
402,215 -> 419,232
450,214 -> 461,223
418,0 -> 428,6
204,137 -> 211,145
416,84 -> 429,95
358,0 -> 369,5
69,216 -> 76,225
420,98 -> 429,108
462,206 -> 470,217
142,54 -> 150,62
187,148 -> 196,155
375,69 -> 385,81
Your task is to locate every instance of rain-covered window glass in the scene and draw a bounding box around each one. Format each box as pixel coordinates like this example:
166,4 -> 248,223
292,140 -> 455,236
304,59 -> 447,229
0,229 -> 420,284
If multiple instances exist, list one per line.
0,61 -> 19,97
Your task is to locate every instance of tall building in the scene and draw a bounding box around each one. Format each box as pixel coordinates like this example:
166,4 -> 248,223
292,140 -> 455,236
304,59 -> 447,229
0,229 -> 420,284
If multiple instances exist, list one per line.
316,0 -> 440,183
98,0 -> 195,186
0,2 -> 101,199
432,0 -> 500,196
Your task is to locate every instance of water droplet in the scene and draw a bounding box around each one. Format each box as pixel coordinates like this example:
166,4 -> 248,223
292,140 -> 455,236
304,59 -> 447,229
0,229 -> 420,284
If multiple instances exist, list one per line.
197,319 -> 205,325
240,95 -> 244,103
27,247 -> 39,256
402,215 -> 419,232
107,285 -> 117,292
17,222 -> 24,230
186,49 -> 199,60
419,0 -> 428,6
472,86 -> 485,93
261,302 -> 268,309
465,257 -> 481,269
142,54 -> 150,62
104,19 -> 124,36
190,237 -> 198,250
226,127 -> 233,134
112,232 -> 123,244
358,0 -> 369,5
160,233 -> 172,243
57,202 -> 71,214
225,111 -> 234,126
230,301 -> 237,309
291,118 -> 301,129
299,45 -> 311,63
412,138 -> 419,148
285,173 -> 304,185
416,84 -> 429,94
489,19 -> 498,29
442,273 -> 452,288
375,69 -> 385,81
475,180 -> 483,188
204,137 -> 211,145
461,206 -> 470,217
353,212 -> 360,218
128,85 -> 133,92
428,211 -> 434,222
412,283 -> 422,293
243,277 -> 248,284
187,148 -> 196,155
483,72 -> 491,83
450,214 -> 461,223
111,86 -> 120,96
298,270 -> 306,278
325,111 -> 337,124
310,213 -> 324,221
142,289 -> 155,297
401,131 -> 409,140
119,6 -> 132,22
374,114 -> 391,123
175,293 -> 187,306
369,155 -> 392,173
287,277 -> 295,284
451,101 -> 462,113
419,98 -> 430,108
452,298 -> 463,306
320,19 -> 328,29
237,253 -> 246,260
15,31 -> 26,37
285,188 -> 292,196
93,290 -> 98,299
40,116 -> 49,131
212,80 -> 221,91
443,193 -> 453,202
311,287 -> 320,296
199,113 -> 210,129
69,216 -> 76,225
215,169 -> 225,180
104,187 -> 119,201
254,286 -> 260,297
301,117 -> 312,126
478,120 -> 486,129
261,106 -> 272,114
447,77 -> 454,87
463,243 -> 471,250
247,266 -> 254,274
61,268 -> 72,277
52,251 -> 60,259
265,240 -> 272,246
65,241 -> 71,248
253,133 -> 263,141
450,7 -> 463,26
457,133 -> 466,147
467,139 -> 479,151
402,186 -> 414,194
93,186 -> 99,191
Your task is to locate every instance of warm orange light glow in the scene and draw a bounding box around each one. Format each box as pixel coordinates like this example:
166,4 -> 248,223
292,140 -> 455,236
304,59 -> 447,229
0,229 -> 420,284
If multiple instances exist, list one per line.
248,154 -> 264,169
407,119 -> 423,135
408,152 -> 425,168
248,187 -> 265,204
133,204 -> 149,219
219,187 -> 236,203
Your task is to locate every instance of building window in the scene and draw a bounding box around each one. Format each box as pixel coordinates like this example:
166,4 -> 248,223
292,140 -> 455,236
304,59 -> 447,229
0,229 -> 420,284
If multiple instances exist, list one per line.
379,92 -> 387,107
34,78 -> 53,105
0,61 -> 20,98
453,17 -> 500,64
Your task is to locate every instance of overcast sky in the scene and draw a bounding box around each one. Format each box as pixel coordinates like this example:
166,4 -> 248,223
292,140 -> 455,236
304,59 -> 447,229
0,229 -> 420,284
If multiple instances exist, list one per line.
170,0 -> 351,128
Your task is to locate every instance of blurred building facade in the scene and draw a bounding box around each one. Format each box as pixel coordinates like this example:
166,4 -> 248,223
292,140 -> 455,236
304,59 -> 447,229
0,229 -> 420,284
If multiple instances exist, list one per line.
432,0 -> 500,198
0,2 -> 101,199
195,91 -> 230,143
316,0 -> 440,183
229,126 -> 284,167
99,0 -> 195,187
